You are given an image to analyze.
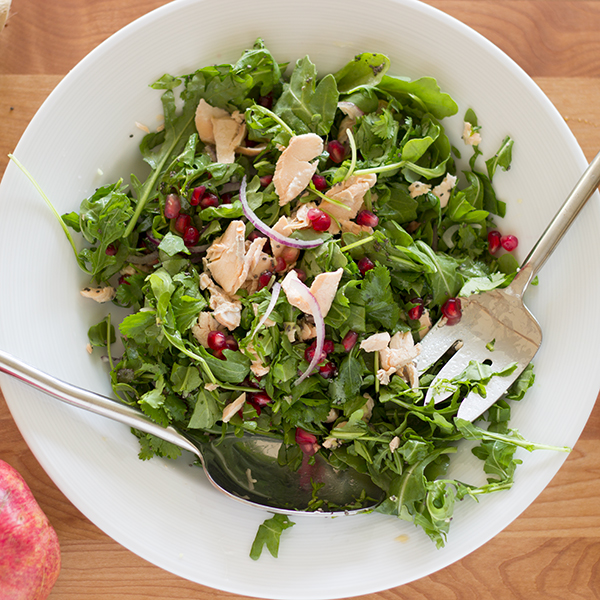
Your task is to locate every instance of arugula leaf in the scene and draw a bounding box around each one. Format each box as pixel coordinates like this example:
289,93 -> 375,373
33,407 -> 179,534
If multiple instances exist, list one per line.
274,56 -> 339,136
486,136 -> 514,181
250,514 -> 295,560
333,52 -> 390,93
377,76 -> 459,119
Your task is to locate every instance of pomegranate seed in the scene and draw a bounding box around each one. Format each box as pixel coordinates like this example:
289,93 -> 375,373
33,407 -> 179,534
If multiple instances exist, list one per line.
220,192 -> 233,204
407,298 -> 424,321
304,341 -> 326,364
250,391 -> 272,408
501,234 -> 519,251
259,174 -> 273,187
488,230 -> 502,254
183,225 -> 200,246
356,210 -> 379,228
295,427 -> 318,455
441,298 -> 462,323
281,246 -> 300,264
327,140 -> 346,163
312,174 -> 328,191
200,192 -> 219,209
118,275 -> 130,286
322,339 -> 335,354
207,330 -> 227,351
190,186 -> 206,206
248,230 -> 271,253
358,256 -> 375,276
257,271 -> 273,290
224,335 -> 239,352
319,362 -> 337,379
274,257 -> 287,272
307,208 -> 331,232
175,214 -> 191,234
105,244 -> 117,256
294,268 -> 307,282
342,330 -> 358,352
213,349 -> 225,360
164,193 -> 181,219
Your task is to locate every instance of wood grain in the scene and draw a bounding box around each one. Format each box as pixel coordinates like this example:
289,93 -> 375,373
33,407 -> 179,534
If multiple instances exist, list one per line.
1,1 -> 600,598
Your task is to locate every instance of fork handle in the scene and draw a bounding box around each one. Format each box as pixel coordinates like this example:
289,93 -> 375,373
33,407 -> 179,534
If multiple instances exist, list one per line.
509,150 -> 600,298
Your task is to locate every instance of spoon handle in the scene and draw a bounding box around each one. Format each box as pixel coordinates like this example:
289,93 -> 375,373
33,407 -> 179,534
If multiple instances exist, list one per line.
0,350 -> 199,456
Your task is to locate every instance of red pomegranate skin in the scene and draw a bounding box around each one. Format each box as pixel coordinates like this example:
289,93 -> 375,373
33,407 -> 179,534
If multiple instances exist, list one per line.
0,459 -> 61,599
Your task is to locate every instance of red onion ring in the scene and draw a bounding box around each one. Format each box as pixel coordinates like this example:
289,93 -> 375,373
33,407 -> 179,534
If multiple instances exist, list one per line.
254,282 -> 281,334
280,272 -> 325,386
239,176 -> 324,250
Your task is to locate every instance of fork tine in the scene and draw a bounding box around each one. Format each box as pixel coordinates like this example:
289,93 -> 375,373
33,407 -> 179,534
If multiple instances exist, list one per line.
457,365 -> 525,422
423,341 -> 486,406
415,319 -> 463,374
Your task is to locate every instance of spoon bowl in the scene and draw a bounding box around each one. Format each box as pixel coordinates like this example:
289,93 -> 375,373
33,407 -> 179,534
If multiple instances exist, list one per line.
0,349 -> 384,513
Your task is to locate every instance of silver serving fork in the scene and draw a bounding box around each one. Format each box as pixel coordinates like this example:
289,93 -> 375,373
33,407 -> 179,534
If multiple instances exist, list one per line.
416,150 -> 600,421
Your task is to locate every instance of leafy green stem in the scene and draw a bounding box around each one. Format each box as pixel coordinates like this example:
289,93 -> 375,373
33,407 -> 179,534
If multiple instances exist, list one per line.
8,154 -> 80,259
341,235 -> 375,253
354,161 -> 406,175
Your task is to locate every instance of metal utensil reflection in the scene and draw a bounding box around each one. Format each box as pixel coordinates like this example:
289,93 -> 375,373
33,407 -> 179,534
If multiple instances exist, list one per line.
0,350 -> 385,514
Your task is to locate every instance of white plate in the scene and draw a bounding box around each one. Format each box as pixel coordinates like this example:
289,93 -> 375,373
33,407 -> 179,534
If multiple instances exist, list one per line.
1,0 -> 598,598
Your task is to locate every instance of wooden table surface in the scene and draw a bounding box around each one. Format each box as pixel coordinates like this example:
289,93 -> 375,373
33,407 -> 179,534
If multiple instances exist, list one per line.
2,1 -> 600,598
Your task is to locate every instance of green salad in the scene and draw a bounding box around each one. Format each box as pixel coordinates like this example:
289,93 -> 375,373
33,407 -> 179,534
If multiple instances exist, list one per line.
27,40 -> 567,557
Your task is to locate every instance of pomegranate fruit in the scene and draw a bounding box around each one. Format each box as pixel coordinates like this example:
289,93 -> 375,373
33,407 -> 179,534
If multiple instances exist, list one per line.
0,460 -> 61,600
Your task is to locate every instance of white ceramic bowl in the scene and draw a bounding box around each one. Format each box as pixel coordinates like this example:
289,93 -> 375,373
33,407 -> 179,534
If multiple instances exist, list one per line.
1,0 -> 599,598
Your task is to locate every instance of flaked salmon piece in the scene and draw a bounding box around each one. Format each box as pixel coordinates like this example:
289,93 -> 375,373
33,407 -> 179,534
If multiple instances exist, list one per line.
319,173 -> 377,233
376,368 -> 395,386
80,285 -> 115,303
242,252 -> 276,293
281,270 -> 313,314
339,219 -> 373,236
213,114 -> 246,164
195,99 -> 229,144
360,332 -> 391,353
252,303 -> 276,328
309,268 -> 343,318
273,133 -> 323,206
432,173 -> 457,208
299,319 -> 317,341
462,121 -> 482,146
403,363 -> 420,389
380,331 -> 421,372
235,143 -> 268,156
245,342 -> 270,377
199,272 -> 242,331
281,268 -> 343,319
206,220 -> 267,295
192,311 -> 223,348
195,99 -> 247,164
270,202 -> 318,258
408,181 -> 431,199
222,393 -> 246,423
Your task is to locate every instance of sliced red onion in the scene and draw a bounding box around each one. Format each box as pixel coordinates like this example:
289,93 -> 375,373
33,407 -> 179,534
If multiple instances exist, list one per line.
280,273 -> 325,386
254,282 -> 281,334
239,176 -> 323,250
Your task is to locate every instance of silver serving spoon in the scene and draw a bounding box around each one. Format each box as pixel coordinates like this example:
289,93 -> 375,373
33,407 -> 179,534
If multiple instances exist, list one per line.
0,350 -> 384,514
